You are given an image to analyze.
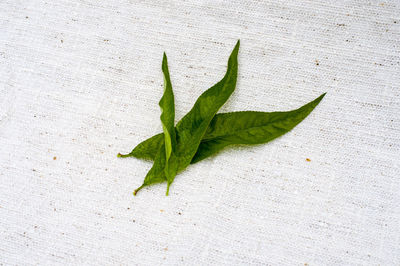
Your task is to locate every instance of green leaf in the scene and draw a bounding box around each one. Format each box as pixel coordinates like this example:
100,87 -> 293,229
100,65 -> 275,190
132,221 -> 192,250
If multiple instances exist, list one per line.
118,132 -> 164,160
159,53 -> 178,194
159,53 -> 175,161
133,52 -> 179,196
133,143 -> 167,195
191,93 -> 325,163
173,40 -> 239,165
133,40 -> 240,195
121,93 -> 325,165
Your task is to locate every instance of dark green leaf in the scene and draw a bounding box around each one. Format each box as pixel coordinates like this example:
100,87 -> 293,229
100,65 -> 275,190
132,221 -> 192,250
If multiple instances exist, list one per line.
133,144 -> 167,195
118,132 -> 163,160
132,53 -> 179,195
122,93 -> 325,165
191,93 -> 325,163
159,53 -> 178,194
159,53 -> 176,161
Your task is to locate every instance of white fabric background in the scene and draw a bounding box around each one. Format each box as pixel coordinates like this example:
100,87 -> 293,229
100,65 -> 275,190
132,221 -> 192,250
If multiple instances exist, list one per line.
1,0 -> 399,265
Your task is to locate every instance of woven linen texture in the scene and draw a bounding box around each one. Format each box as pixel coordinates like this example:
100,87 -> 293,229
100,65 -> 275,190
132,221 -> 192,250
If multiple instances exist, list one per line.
0,0 -> 399,265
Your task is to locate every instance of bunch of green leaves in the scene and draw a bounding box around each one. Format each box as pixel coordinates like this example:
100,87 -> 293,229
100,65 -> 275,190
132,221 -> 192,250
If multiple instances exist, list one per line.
118,40 -> 325,196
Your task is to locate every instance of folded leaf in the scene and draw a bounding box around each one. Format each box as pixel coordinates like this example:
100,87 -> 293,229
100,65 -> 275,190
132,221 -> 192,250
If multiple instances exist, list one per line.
159,53 -> 178,194
122,93 -> 325,164
159,53 -> 176,162
133,52 -> 178,195
133,40 -> 240,195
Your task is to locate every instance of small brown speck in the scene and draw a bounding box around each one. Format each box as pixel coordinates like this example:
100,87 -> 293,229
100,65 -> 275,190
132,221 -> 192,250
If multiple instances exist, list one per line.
132,219 -> 135,222
306,158 -> 311,162
104,39 -> 109,42
127,207 -> 130,210
54,208 -> 56,211
32,169 -> 36,172
34,225 -> 38,228
337,23 -> 346,26
26,16 -> 29,19
178,212 -> 181,215
304,263 -> 309,266
163,247 -> 168,251
315,60 -> 319,66
53,156 -> 57,160
160,209 -> 164,212
60,40 -> 63,43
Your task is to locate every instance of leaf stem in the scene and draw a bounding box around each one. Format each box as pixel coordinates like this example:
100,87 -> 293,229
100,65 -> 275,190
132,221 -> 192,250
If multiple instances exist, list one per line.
133,184 -> 145,196
117,153 -> 130,158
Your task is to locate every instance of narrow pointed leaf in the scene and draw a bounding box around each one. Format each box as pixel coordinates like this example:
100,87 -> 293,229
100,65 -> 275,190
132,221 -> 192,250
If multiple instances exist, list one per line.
174,40 -> 239,167
159,53 -> 178,193
191,93 -> 325,163
122,93 -> 325,164
159,53 -> 176,161
118,132 -> 163,160
133,144 -> 167,195
133,52 -> 178,195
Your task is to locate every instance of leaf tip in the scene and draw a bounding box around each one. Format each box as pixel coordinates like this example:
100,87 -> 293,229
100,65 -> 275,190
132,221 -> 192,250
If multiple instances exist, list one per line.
162,52 -> 169,73
317,92 -> 327,102
233,39 -> 240,52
